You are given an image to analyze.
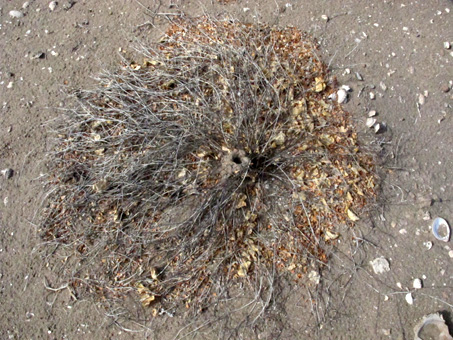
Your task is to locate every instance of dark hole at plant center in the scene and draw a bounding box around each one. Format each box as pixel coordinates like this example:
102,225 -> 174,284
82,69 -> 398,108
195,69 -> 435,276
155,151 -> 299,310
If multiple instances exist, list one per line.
232,155 -> 242,165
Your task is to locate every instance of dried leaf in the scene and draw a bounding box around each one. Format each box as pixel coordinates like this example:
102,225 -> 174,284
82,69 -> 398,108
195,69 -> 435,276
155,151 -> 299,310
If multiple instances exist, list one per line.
314,77 -> 326,92
237,261 -> 251,277
325,230 -> 339,240
347,209 -> 360,221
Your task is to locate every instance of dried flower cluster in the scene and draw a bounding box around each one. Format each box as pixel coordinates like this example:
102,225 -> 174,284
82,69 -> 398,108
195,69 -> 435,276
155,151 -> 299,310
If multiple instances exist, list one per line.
42,17 -> 376,318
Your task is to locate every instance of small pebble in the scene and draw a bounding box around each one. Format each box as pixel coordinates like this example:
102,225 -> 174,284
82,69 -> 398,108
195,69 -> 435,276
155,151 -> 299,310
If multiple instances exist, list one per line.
1,168 -> 14,179
321,14 -> 329,21
63,1 -> 74,10
7,82 -> 14,89
9,10 -> 24,18
355,72 -> 363,81
413,278 -> 423,289
444,42 -> 451,50
243,7 -> 250,12
337,89 -> 348,104
368,110 -> 377,117
370,256 -> 390,274
418,93 -> 425,105
405,292 -> 414,305
380,81 -> 387,91
369,92 -> 375,100
23,2 -> 30,9
49,1 -> 57,11
341,85 -> 351,92
366,117 -> 377,127
449,250 -> 453,258
31,52 -> 45,60
374,123 -> 382,133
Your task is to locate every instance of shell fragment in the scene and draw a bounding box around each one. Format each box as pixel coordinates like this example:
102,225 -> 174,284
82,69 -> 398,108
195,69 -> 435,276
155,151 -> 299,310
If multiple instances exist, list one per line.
370,256 -> 390,274
405,292 -> 414,305
366,118 -> 377,128
413,278 -> 422,289
337,89 -> 348,104
432,217 -> 451,242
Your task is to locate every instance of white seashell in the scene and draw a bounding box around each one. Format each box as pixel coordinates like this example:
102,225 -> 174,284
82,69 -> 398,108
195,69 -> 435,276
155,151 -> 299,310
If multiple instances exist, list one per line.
370,256 -> 390,274
23,2 -> 30,9
374,123 -> 382,133
444,42 -> 451,50
49,1 -> 57,11
405,292 -> 414,305
341,85 -> 351,92
9,10 -> 24,18
366,118 -> 377,128
327,93 -> 337,101
432,217 -> 451,242
414,313 -> 453,340
413,278 -> 422,289
337,89 -> 347,104
368,110 -> 377,117
369,92 -> 375,100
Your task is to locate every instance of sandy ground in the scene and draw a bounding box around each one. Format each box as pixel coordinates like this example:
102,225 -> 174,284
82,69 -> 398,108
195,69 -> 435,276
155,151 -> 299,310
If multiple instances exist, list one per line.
0,0 -> 452,339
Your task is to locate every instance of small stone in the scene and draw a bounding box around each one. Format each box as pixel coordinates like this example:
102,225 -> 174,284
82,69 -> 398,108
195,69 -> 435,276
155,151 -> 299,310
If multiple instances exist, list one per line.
321,14 -> 329,21
380,329 -> 391,336
355,72 -> 363,81
7,82 -> 14,89
369,92 -> 375,100
9,10 -> 24,18
3,197 -> 8,206
368,110 -> 377,117
422,211 -> 431,221
449,250 -> 453,258
31,52 -> 45,60
405,292 -> 414,305
366,117 -> 377,128
341,85 -> 351,92
444,42 -> 451,50
418,93 -> 425,105
63,1 -> 74,10
380,81 -> 387,91
337,89 -> 348,104
413,278 -> 423,289
374,123 -> 382,133
23,2 -> 30,9
243,7 -> 250,12
308,270 -> 320,285
1,168 -> 14,179
49,1 -> 57,11
370,256 -> 390,274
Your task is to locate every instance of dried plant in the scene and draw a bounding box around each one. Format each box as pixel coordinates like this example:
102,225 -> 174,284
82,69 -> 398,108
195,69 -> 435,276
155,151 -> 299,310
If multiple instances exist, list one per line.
41,16 -> 376,326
